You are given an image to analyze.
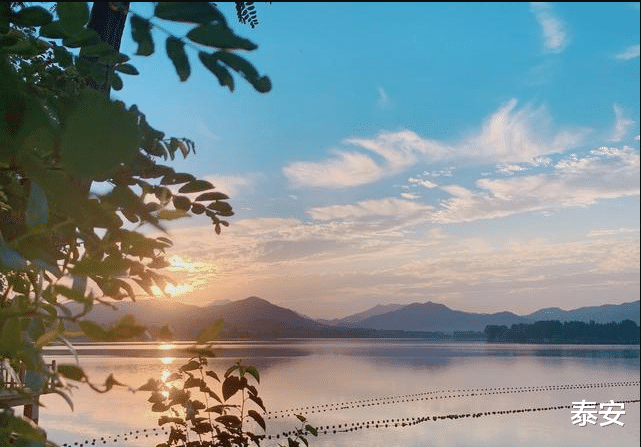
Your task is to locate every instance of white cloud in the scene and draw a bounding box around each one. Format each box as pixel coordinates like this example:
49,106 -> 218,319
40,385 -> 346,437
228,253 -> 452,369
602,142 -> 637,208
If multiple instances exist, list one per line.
609,105 -> 636,142
615,44 -> 640,61
282,151 -> 384,188
284,99 -> 586,188
530,2 -> 569,54
434,148 -> 639,223
408,177 -> 438,188
307,197 -> 433,221
202,175 -> 255,198
400,192 -> 420,200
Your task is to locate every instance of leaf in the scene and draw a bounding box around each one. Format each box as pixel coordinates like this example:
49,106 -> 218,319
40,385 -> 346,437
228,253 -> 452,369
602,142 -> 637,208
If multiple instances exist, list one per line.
244,366 -> 260,383
215,414 -> 242,427
79,320 -> 108,341
305,425 -> 318,436
187,23 -> 257,51
154,2 -> 228,25
57,2 -> 90,35
158,416 -> 186,426
205,370 -> 220,382
157,209 -> 189,220
215,51 -> 271,93
191,202 -> 206,214
247,393 -> 265,412
34,329 -> 61,349
57,364 -> 86,382
199,51 -> 234,91
172,195 -> 191,211
178,180 -> 215,193
59,90 -> 140,178
52,45 -> 74,67
180,360 -> 200,372
207,201 -> 233,216
138,378 -> 161,392
111,71 -> 123,90
13,6 -> 53,27
114,63 -> 140,75
295,414 -> 307,423
247,410 -> 266,431
130,15 -> 154,56
62,27 -> 101,48
196,320 -> 224,344
39,21 -> 66,39
222,376 -> 242,401
148,392 -> 167,403
194,191 -> 229,201
160,172 -> 196,185
166,36 -> 190,82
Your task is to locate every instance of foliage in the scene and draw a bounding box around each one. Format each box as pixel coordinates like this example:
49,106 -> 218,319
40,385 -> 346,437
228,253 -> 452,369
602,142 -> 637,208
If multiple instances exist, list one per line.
140,321 -> 317,447
484,319 -> 640,343
0,2 -> 271,445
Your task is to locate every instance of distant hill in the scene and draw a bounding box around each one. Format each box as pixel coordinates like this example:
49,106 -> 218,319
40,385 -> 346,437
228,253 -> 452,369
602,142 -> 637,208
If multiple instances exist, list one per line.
67,296 -> 640,339
69,296 -> 330,339
525,301 -> 640,325
353,301 -> 531,332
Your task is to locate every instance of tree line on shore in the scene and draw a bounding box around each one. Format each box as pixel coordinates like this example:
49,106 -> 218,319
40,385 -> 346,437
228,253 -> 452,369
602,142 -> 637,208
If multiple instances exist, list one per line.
484,319 -> 640,344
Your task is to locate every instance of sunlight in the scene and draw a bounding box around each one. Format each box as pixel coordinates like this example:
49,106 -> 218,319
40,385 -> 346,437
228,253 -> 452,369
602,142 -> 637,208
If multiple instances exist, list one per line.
158,343 -> 176,351
168,255 -> 199,272
160,357 -> 174,365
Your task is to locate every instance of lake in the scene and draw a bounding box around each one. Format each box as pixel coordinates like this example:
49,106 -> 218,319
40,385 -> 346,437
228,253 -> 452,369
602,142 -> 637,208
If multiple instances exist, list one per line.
40,339 -> 640,447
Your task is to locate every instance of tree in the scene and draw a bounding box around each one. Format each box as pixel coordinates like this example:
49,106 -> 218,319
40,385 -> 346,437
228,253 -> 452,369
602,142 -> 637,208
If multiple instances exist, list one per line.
0,2 -> 273,445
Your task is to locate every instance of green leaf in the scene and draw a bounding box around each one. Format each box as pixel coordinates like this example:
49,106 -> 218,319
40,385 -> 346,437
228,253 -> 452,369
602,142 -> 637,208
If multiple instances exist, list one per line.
199,51 -> 234,91
172,195 -> 191,211
52,45 -> 74,67
222,375 -> 242,401
154,2 -> 228,25
194,191 -> 228,201
57,2 -> 90,35
157,209 -> 189,220
178,180 -> 215,193
25,182 -> 48,232
187,24 -> 257,51
130,15 -> 154,56
59,89 -> 140,178
39,20 -> 66,38
111,71 -> 123,90
305,425 -> 318,436
13,6 -> 53,27
215,51 -> 271,93
35,329 -> 61,349
79,320 -> 108,341
160,172 -> 196,185
196,319 -> 224,344
166,36 -> 190,82
244,366 -> 260,383
114,63 -> 140,75
180,360 -> 200,372
57,364 -> 86,382
247,410 -> 266,431
62,27 -> 101,48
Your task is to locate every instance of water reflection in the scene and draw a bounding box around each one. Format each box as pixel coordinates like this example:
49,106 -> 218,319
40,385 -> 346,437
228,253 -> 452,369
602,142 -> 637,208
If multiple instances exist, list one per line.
40,340 -> 639,447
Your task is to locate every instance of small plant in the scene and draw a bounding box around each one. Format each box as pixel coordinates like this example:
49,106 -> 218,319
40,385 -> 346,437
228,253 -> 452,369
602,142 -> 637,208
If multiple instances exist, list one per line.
140,321 -> 317,447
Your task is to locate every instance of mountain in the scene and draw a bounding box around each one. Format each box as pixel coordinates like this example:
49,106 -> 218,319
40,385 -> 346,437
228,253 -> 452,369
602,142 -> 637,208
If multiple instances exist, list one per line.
69,296 -> 329,339
318,303 -> 406,326
525,300 -> 640,325
332,299 -> 639,332
353,301 -> 531,332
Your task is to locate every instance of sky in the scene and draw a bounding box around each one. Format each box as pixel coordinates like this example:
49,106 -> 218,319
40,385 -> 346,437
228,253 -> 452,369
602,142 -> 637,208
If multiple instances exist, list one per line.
107,2 -> 639,319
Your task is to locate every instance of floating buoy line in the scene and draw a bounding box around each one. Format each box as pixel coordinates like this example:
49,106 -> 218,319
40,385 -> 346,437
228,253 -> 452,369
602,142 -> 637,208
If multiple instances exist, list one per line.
60,380 -> 639,446
267,379 -> 640,419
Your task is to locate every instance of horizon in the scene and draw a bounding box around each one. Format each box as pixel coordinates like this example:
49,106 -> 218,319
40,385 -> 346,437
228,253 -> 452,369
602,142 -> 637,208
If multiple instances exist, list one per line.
108,3 -> 637,319
128,295 -> 640,321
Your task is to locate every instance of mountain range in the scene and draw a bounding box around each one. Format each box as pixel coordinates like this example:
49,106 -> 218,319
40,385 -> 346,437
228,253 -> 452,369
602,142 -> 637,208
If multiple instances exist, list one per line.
69,296 -> 640,340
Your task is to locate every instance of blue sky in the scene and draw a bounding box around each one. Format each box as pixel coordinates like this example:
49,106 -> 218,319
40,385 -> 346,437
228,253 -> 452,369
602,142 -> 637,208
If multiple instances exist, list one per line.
109,2 -> 639,318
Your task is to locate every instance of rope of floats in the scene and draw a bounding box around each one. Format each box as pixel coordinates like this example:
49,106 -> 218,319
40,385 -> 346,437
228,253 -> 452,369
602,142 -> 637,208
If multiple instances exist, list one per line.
60,380 -> 640,446
267,379 -> 640,419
